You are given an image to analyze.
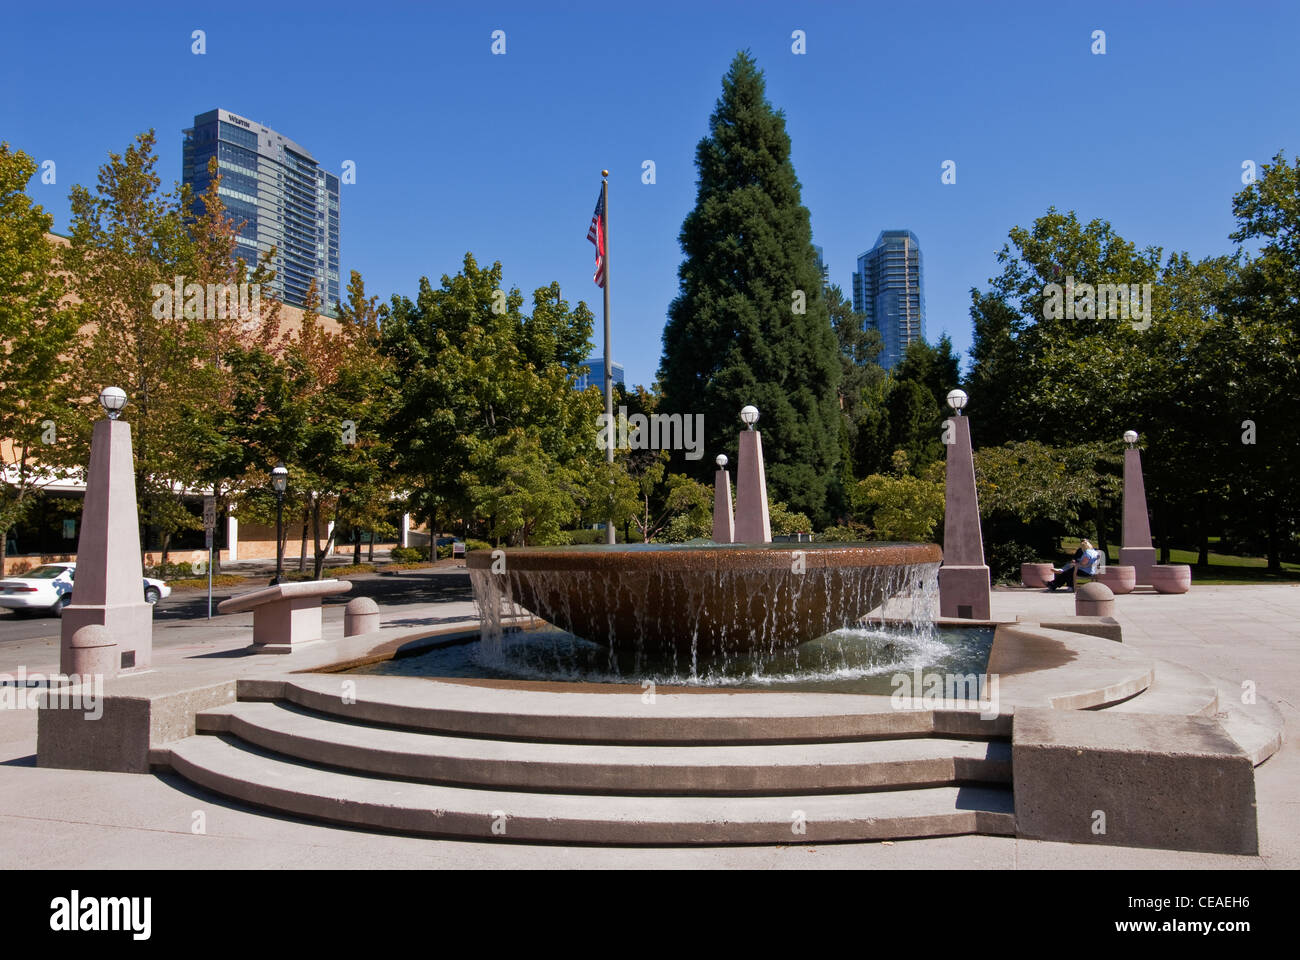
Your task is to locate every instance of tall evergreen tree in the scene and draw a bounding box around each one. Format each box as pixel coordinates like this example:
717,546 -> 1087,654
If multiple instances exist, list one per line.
658,52 -> 842,526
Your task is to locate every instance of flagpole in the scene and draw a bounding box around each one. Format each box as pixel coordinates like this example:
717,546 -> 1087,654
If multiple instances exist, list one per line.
601,170 -> 615,545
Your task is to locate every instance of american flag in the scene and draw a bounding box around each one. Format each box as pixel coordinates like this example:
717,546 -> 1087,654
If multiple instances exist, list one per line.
587,190 -> 606,287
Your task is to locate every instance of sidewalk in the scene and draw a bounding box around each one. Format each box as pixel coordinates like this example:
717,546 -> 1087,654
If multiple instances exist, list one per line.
0,584 -> 1294,869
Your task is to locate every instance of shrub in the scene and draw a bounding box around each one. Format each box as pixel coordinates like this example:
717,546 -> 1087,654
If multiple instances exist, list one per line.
769,501 -> 813,538
148,560 -> 205,581
851,466 -> 945,542
818,522 -> 873,543
987,541 -> 1042,585
389,546 -> 428,563
465,539 -> 492,552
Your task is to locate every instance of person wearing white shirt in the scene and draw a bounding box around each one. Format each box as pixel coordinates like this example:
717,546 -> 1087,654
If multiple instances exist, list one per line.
1047,539 -> 1104,591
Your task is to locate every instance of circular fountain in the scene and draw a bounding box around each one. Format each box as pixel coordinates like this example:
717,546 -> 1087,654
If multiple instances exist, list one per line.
467,541 -> 942,661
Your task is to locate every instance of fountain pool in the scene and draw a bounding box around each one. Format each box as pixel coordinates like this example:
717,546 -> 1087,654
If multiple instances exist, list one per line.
348,621 -> 994,696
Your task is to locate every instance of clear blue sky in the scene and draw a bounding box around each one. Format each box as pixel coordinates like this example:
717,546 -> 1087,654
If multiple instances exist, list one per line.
3,1 -> 1296,387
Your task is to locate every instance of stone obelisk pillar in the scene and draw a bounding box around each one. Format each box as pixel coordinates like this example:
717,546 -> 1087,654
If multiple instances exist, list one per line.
1119,438 -> 1157,586
712,455 -> 734,544
937,402 -> 990,620
733,406 -> 771,544
61,396 -> 153,677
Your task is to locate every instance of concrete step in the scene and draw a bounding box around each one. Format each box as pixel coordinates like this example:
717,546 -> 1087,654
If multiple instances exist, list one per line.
1103,659 -> 1219,718
238,674 -> 1010,744
167,734 -> 1016,844
1208,678 -> 1285,766
196,701 -> 1011,795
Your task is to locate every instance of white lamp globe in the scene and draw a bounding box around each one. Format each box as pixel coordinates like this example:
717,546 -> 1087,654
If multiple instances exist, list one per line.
740,405 -> 759,429
1123,430 -> 1139,446
946,389 -> 968,414
715,454 -> 728,468
99,386 -> 127,419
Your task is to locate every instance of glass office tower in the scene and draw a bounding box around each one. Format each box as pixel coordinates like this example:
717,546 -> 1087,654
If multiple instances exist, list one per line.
183,109 -> 340,314
574,358 -> 626,392
851,230 -> 925,370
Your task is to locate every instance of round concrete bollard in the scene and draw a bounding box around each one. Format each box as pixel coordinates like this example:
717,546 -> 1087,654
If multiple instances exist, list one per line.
1094,565 -> 1136,595
1021,562 -> 1055,588
1075,581 -> 1115,617
67,623 -> 119,678
1149,564 -> 1192,594
344,596 -> 381,637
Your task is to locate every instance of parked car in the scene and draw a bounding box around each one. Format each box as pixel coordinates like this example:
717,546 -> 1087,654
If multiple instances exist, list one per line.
0,562 -> 171,617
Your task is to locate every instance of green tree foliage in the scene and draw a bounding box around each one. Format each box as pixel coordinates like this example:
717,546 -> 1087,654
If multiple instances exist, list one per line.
768,500 -> 812,537
0,144 -> 80,572
965,207 -> 1240,561
651,475 -> 715,543
828,282 -> 887,495
61,131 -> 210,561
658,51 -> 842,525
974,440 -> 1119,558
851,452 -> 945,542
381,254 -> 601,545
1212,151 -> 1300,569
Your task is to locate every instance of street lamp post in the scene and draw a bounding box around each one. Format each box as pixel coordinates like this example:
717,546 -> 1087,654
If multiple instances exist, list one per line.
270,462 -> 288,586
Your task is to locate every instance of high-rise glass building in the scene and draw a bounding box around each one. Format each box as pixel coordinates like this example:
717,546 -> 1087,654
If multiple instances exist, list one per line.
573,358 -> 625,392
852,230 -> 925,370
183,109 -> 340,314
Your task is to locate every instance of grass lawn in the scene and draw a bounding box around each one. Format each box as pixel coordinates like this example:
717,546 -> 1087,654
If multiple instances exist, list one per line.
1060,537 -> 1300,584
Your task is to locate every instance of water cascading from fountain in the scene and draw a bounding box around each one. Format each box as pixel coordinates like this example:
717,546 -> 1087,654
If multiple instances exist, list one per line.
469,545 -> 942,684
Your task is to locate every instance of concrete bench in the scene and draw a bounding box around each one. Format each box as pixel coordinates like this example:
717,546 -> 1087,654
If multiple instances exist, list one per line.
1094,565 -> 1136,594
1021,563 -> 1055,588
218,579 -> 352,652
1149,564 -> 1192,594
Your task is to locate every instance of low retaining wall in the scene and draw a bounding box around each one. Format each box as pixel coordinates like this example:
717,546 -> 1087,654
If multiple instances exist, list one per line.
1013,708 -> 1258,855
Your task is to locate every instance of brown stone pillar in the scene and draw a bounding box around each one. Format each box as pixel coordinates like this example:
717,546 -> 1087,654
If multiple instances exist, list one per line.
938,413 -> 990,619
60,414 -> 153,677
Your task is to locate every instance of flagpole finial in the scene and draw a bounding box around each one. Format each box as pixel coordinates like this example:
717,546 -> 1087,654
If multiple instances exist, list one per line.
601,169 -> 609,178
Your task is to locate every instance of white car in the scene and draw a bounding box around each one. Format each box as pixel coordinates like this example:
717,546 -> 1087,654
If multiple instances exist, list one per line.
0,562 -> 171,617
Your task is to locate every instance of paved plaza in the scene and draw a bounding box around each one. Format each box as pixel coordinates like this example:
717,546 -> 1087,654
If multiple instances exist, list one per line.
0,580 -> 1293,870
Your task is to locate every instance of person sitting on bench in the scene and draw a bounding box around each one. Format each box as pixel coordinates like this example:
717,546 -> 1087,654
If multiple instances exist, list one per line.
1047,539 -> 1103,591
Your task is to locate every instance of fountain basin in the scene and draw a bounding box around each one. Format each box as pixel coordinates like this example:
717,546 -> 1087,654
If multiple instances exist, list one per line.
467,542 -> 942,659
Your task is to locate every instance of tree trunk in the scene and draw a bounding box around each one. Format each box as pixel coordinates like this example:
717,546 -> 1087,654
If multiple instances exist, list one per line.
353,527 -> 362,566
312,499 -> 325,580
1197,495 -> 1210,567
297,503 -> 309,573
367,532 -> 374,562
1267,508 -> 1281,573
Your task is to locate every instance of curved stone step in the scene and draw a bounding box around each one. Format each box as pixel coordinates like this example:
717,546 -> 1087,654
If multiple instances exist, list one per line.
240,674 -> 1010,744
196,701 -> 1011,795
167,734 -> 1016,844
1103,659 -> 1218,717
1209,678 -> 1285,766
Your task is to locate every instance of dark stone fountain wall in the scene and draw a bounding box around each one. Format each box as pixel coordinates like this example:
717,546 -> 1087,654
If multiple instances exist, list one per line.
468,543 -> 942,659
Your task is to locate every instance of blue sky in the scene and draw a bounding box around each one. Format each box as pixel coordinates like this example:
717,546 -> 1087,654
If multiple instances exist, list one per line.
3,1 -> 1296,387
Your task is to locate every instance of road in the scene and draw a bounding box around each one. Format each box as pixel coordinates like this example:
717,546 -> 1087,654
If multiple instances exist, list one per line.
0,569 -> 476,646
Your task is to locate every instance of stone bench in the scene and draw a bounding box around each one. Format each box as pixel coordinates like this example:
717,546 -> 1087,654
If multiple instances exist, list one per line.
1149,564 -> 1192,594
218,579 -> 352,652
1021,563 -> 1055,588
1094,565 -> 1136,594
